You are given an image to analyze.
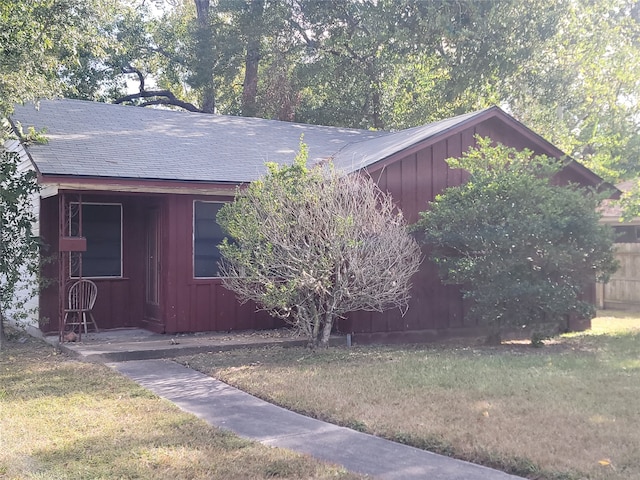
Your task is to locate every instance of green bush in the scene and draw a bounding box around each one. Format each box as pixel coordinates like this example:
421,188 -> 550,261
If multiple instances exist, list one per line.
414,137 -> 618,342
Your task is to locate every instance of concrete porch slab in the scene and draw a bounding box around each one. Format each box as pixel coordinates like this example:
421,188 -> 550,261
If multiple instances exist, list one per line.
43,328 -> 347,362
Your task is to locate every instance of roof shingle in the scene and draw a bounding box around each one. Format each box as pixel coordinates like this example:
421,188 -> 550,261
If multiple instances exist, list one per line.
10,99 -> 494,183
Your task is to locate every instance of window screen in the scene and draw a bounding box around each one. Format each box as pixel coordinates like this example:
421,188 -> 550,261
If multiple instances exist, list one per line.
613,225 -> 640,243
71,204 -> 122,277
193,201 -> 225,277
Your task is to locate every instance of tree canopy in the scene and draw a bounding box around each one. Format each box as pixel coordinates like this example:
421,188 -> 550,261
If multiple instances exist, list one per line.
17,0 -> 632,196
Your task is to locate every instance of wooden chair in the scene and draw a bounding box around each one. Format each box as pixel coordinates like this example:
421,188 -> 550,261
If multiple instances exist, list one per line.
63,279 -> 98,339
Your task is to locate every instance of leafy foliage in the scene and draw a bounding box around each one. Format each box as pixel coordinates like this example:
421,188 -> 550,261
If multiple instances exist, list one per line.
414,138 -> 618,340
217,143 -> 421,348
0,149 -> 40,345
0,0 -> 116,115
12,0 -> 633,194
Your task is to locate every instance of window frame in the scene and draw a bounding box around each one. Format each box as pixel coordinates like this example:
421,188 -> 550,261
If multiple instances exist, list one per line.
192,200 -> 226,279
69,202 -> 123,279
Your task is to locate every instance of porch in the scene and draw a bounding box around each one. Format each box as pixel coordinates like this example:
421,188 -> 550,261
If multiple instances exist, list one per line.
44,327 -> 347,362
39,190 -> 278,337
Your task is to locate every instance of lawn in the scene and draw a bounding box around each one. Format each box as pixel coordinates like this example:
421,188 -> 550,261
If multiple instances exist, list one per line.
178,311 -> 640,480
0,333 -> 362,480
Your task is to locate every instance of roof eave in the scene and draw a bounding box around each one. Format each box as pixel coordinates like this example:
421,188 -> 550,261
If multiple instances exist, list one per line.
358,106 -> 620,197
38,174 -> 242,198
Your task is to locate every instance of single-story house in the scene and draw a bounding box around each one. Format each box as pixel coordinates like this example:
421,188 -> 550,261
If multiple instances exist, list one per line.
5,99 -> 614,343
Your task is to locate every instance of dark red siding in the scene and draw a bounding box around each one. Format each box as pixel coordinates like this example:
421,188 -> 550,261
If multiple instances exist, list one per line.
343,119 -> 595,344
40,191 -> 275,334
40,193 -> 149,332
41,112 -> 599,340
160,194 -> 275,334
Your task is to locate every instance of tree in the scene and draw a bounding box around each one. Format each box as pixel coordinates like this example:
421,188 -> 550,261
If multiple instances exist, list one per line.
505,0 -> 640,185
0,0 -> 102,346
217,144 -> 422,348
414,138 -> 618,343
0,149 -> 40,347
0,0 -> 99,114
290,0 -> 562,129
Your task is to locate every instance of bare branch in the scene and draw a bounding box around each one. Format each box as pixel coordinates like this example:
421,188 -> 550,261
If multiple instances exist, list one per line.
114,90 -> 202,113
121,65 -> 146,92
218,159 -> 422,348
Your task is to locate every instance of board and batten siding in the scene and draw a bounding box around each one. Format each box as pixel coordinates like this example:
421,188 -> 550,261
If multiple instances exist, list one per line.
162,194 -> 278,334
343,119 -> 597,343
2,138 -> 40,328
342,128 -> 477,343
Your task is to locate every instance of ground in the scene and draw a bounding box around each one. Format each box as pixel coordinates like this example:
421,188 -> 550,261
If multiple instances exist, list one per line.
0,330 -> 363,480
177,312 -> 640,480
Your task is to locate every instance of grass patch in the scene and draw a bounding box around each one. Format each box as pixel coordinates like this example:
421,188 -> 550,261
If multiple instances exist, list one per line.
0,334 -> 363,479
178,311 -> 640,480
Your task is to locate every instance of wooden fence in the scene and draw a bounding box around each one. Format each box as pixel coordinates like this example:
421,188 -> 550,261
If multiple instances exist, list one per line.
597,243 -> 640,311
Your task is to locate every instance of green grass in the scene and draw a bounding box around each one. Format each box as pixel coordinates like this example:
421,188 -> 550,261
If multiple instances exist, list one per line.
0,333 -> 363,480
178,311 -> 640,480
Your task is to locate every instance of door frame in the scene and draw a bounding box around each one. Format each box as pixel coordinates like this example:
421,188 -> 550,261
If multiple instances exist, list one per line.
143,206 -> 164,331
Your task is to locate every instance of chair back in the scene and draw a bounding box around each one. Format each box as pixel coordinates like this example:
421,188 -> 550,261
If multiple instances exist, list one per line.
68,279 -> 98,310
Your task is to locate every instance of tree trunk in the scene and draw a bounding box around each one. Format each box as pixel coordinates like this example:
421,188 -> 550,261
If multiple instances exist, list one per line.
201,86 -> 216,114
0,307 -> 5,350
310,303 -> 321,348
365,62 -> 384,129
194,0 -> 216,114
318,315 -> 333,348
194,0 -> 210,27
241,0 -> 264,117
371,88 -> 383,129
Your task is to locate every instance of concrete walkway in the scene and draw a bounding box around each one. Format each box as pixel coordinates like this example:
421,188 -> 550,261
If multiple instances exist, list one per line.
109,358 -> 524,480
42,328 -> 523,479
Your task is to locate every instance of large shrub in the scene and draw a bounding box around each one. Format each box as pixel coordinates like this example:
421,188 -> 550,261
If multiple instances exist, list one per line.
217,144 -> 421,348
414,137 -> 617,342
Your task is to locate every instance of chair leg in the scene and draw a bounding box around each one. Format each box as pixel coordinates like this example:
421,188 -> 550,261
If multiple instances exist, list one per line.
89,312 -> 98,332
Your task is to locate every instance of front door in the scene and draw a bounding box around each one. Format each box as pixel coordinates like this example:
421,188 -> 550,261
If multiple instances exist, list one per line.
144,208 -> 163,330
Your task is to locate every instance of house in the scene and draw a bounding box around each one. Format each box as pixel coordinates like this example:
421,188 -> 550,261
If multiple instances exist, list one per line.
5,99 -> 614,342
597,180 -> 640,311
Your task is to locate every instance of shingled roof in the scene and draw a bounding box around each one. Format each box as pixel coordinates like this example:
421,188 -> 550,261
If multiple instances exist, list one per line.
332,108 -> 491,172
10,99 -> 498,184
10,99 -> 385,183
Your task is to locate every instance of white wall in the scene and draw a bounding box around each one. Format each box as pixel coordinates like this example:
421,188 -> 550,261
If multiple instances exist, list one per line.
2,137 -> 41,330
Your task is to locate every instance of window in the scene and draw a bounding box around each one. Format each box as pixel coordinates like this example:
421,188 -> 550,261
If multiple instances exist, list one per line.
71,203 -> 122,277
193,201 -> 225,277
613,225 -> 640,243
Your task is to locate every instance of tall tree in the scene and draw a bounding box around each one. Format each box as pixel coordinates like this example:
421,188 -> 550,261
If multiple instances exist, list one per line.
0,0 -> 101,346
505,0 -> 640,185
45,0 -> 639,201
0,0 -> 106,114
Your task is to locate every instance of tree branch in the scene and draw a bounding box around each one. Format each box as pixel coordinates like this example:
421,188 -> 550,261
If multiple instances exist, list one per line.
114,90 -> 202,113
121,65 -> 145,92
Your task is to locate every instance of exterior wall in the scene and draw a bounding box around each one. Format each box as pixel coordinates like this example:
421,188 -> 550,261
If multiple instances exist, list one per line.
39,193 -> 147,332
342,127 -> 477,341
39,191 -> 277,334
2,138 -> 40,329
343,118 -> 595,343
37,114 -> 600,339
162,194 -> 278,334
